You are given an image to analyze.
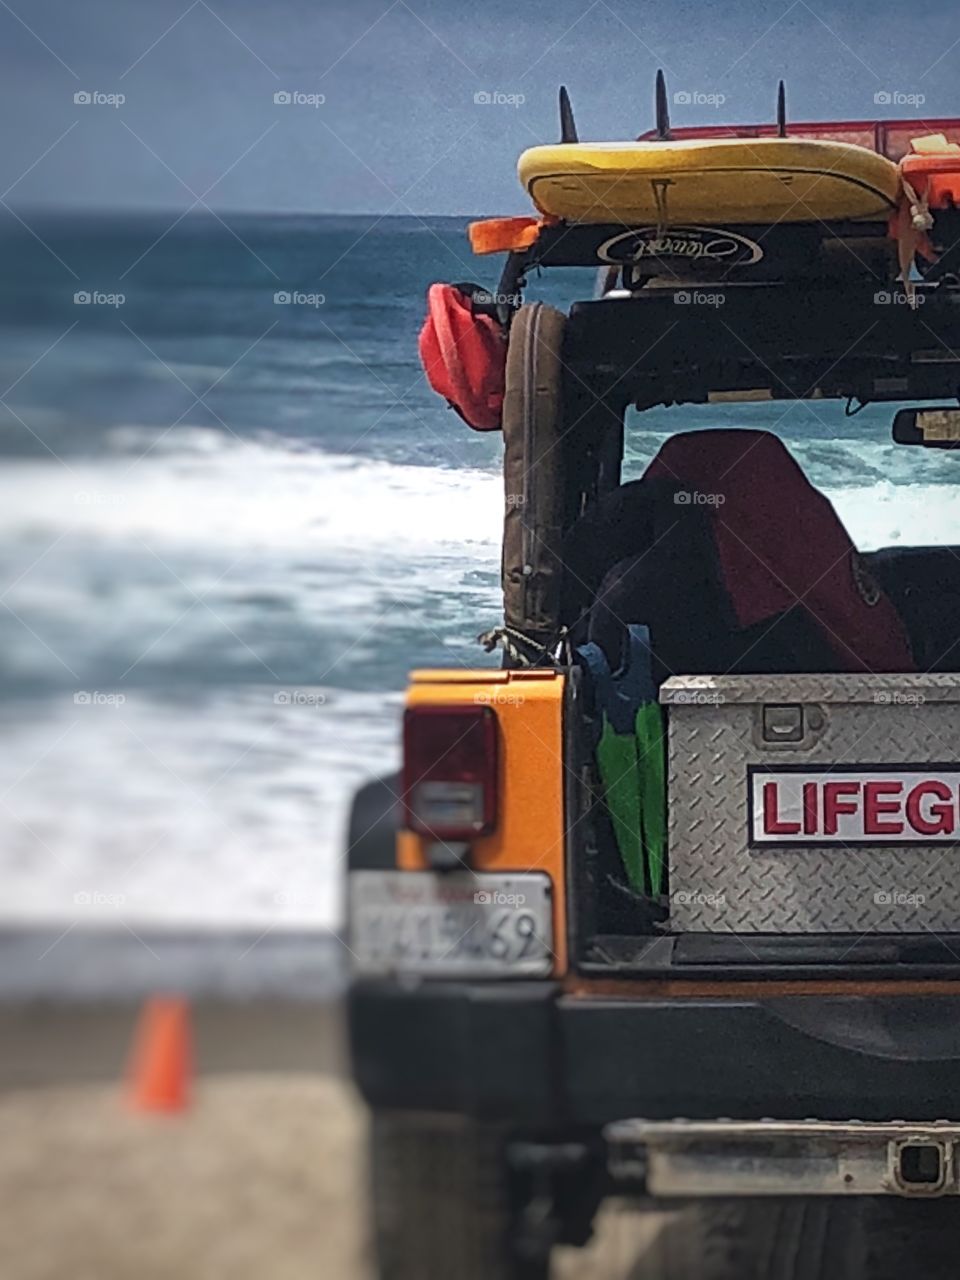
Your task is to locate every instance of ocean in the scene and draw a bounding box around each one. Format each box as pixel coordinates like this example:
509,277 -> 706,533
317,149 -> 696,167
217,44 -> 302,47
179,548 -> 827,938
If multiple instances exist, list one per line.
2,211 -> 959,939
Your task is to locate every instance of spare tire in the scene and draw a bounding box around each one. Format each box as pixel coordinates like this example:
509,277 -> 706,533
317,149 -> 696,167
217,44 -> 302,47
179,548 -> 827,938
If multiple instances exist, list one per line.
501,303 -> 568,651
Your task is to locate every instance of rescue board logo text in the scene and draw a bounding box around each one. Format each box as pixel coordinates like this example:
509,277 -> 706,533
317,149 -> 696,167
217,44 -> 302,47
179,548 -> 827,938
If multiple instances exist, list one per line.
597,225 -> 764,267
748,767 -> 960,846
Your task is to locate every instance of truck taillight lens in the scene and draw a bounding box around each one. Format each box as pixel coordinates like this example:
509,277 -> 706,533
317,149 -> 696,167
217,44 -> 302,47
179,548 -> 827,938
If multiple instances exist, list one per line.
402,705 -> 498,838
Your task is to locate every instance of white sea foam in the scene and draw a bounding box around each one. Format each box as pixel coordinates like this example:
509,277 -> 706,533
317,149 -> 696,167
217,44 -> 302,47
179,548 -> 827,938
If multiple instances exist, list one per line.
2,434 -> 955,566
0,433 -> 956,931
0,687 -> 399,929
827,482 -> 960,549
0,438 -> 504,555
0,440 -> 504,928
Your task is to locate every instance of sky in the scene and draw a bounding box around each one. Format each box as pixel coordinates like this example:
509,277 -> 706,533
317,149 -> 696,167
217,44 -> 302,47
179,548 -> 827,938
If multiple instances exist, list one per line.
2,0 -> 960,214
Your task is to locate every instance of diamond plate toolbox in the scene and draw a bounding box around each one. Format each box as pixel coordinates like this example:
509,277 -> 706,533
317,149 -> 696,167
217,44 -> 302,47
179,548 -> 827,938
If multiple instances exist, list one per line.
662,674 -> 960,933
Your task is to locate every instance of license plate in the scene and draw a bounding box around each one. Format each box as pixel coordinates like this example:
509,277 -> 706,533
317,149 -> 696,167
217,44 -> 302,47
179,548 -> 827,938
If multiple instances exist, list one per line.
349,871 -> 553,977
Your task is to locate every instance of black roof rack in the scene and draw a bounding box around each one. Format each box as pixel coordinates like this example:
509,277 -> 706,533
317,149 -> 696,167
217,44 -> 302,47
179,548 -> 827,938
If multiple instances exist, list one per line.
562,281 -> 960,412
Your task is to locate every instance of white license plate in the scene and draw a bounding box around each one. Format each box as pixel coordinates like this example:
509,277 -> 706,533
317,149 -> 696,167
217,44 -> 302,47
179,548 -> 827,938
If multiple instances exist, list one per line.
349,871 -> 554,977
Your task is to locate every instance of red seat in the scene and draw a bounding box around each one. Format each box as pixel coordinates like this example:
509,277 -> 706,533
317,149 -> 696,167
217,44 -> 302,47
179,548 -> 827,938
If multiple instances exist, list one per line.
643,429 -> 915,673
574,430 -> 915,678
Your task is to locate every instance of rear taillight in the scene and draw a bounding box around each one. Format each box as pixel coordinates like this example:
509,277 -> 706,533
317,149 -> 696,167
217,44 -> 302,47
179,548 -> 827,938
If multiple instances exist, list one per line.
402,705 -> 498,838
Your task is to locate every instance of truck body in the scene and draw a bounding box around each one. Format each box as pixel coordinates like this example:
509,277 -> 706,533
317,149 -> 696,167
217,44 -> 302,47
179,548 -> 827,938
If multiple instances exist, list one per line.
345,111 -> 960,1276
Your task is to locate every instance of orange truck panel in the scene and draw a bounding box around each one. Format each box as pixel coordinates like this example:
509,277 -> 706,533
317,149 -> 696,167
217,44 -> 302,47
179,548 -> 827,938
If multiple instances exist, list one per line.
397,668 -> 568,973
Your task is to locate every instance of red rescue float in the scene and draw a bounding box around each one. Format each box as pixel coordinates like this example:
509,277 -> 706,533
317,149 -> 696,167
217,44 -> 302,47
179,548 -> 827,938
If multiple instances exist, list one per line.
418,283 -> 505,432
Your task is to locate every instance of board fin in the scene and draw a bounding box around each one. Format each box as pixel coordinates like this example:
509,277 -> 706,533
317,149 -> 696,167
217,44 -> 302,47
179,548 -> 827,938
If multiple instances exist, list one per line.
559,85 -> 579,143
777,79 -> 787,137
655,68 -> 671,140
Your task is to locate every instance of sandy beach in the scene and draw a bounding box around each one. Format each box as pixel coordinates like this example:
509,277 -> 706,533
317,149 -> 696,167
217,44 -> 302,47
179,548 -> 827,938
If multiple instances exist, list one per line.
0,1000 -> 660,1280
6,1001 -> 953,1279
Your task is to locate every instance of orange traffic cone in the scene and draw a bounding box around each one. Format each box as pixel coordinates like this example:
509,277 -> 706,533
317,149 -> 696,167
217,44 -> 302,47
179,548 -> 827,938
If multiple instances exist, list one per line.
127,995 -> 192,1113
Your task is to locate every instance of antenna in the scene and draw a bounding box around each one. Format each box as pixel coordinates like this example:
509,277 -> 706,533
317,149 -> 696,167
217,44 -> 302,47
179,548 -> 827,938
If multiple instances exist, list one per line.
777,80 -> 787,137
559,85 -> 579,143
655,68 -> 671,140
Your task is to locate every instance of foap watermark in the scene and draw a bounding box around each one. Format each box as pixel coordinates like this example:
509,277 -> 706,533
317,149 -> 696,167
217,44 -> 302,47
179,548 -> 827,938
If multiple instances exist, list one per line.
274,689 -> 327,707
474,889 -> 527,906
674,289 -> 725,308
74,890 -> 126,908
274,90 -> 325,107
74,490 -> 125,507
874,890 -> 926,907
274,290 -> 325,307
674,489 -> 725,507
674,90 -> 726,108
73,691 -> 125,706
474,690 -> 525,708
505,492 -> 526,509
874,689 -> 926,706
74,290 -> 125,308
74,90 -> 125,108
670,689 -> 726,706
672,889 -> 726,908
874,290 -> 925,307
472,289 -> 522,308
874,90 -> 925,107
473,90 -> 525,108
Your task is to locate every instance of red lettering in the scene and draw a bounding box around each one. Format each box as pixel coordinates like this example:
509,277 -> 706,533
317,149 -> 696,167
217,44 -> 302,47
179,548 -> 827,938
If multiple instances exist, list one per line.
906,781 -> 955,836
763,781 -> 801,835
757,773 -> 960,843
863,781 -> 904,836
802,782 -> 818,835
823,781 -> 861,835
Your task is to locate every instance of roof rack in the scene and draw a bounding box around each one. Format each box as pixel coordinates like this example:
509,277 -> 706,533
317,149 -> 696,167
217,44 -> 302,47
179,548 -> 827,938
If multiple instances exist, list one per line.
563,280 -> 960,412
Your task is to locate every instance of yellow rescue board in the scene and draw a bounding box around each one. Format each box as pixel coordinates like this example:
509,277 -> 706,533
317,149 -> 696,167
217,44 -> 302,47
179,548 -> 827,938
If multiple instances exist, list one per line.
518,138 -> 901,224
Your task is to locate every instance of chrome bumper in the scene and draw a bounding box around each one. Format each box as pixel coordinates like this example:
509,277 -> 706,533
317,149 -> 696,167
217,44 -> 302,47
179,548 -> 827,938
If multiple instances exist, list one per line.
607,1119 -> 960,1198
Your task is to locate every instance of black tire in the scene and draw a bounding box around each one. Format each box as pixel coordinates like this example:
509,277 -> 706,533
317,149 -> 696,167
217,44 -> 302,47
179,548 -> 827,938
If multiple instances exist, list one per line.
858,1198 -> 960,1280
643,1198 -> 868,1279
346,773 -> 400,870
368,1110 -> 549,1280
642,1195 -> 960,1280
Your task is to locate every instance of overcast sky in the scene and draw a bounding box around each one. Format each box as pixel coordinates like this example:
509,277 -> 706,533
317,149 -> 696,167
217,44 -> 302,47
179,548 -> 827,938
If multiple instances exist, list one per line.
2,0 -> 958,214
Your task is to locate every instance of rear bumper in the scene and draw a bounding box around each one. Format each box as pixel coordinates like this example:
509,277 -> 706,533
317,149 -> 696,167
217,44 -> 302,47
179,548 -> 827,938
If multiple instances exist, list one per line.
608,1118 -> 960,1198
349,980 -> 960,1127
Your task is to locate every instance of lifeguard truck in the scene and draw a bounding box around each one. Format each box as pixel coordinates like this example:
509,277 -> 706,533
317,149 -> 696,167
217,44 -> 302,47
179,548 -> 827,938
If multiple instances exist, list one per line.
347,79 -> 960,1278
